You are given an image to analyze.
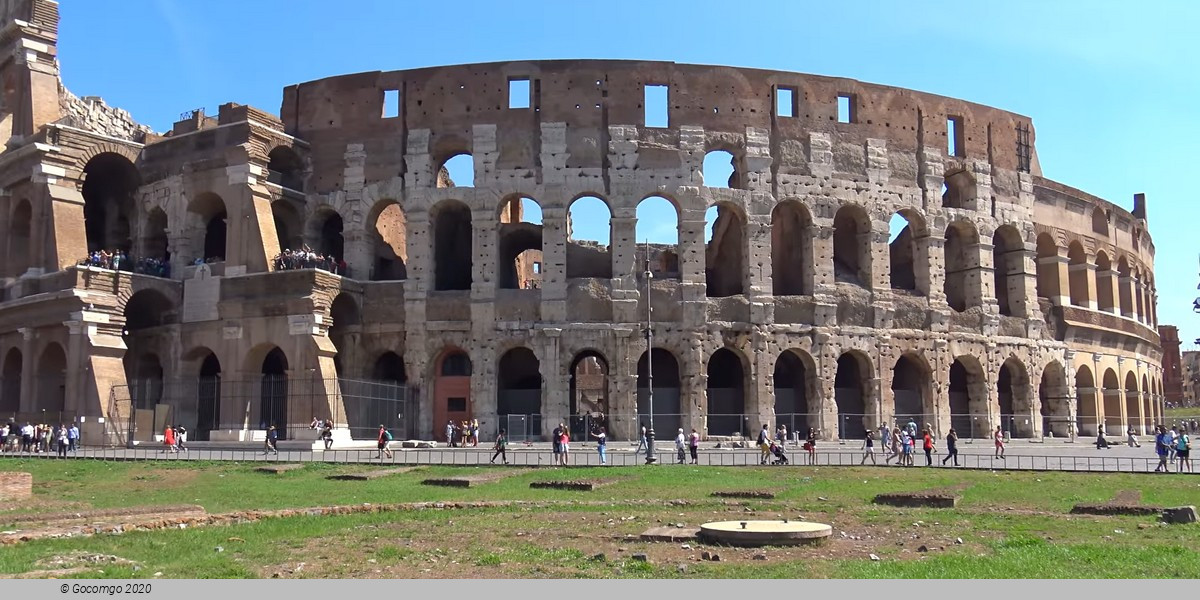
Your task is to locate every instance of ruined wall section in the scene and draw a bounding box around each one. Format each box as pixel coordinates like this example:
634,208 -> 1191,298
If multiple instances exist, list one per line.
57,87 -> 154,143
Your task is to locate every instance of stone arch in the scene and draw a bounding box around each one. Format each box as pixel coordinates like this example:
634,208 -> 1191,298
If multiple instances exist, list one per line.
368,199 -> 407,281
1101,368 -> 1121,435
1076,365 -> 1098,436
949,355 -> 988,438
1067,241 -> 1090,307
637,347 -> 682,436
83,152 -> 141,254
1142,373 -> 1151,432
372,351 -> 407,383
328,293 -> 361,377
1095,251 -> 1115,313
892,353 -> 934,431
1039,360 -> 1071,437
635,195 -> 680,280
833,204 -> 871,287
497,347 -> 542,430
568,350 -> 609,438
1,347 -> 22,413
834,351 -> 873,439
498,196 -> 544,290
8,199 -> 31,277
992,224 -> 1026,316
185,347 -> 222,440
888,208 -> 928,294
272,200 -> 304,252
259,346 -> 289,437
944,221 -> 980,312
1125,371 -> 1141,433
998,356 -> 1034,437
704,201 -> 746,297
306,207 -> 344,263
1091,207 -> 1109,237
125,351 -> 164,411
431,199 -> 473,291
143,207 -> 169,264
187,192 -> 227,262
771,200 -> 813,295
942,169 -> 975,209
35,342 -> 67,414
267,146 -> 304,191
701,149 -> 740,189
774,348 -> 818,436
1035,232 -> 1060,303
707,347 -> 748,436
436,152 -> 474,188
433,348 -> 472,442
566,195 -> 612,279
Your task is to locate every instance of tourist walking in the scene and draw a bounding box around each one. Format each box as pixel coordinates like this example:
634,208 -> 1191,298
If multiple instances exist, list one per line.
758,424 -> 771,465
878,423 -> 890,454
1177,427 -> 1192,473
634,425 -> 647,458
675,428 -> 686,464
1127,426 -> 1141,448
804,428 -> 817,465
552,423 -> 563,465
1096,425 -> 1111,450
446,420 -> 456,447
886,427 -> 902,464
993,426 -> 1006,460
1154,425 -> 1171,473
591,427 -> 608,465
264,426 -> 279,455
923,428 -> 936,466
860,430 -> 876,465
942,428 -> 960,466
56,425 -> 68,458
67,423 -> 79,452
471,419 -> 480,447
1168,427 -> 1179,461
377,424 -> 393,459
175,425 -> 188,452
906,418 -> 918,439
561,424 -> 571,466
900,429 -> 913,466
688,428 -> 700,464
491,428 -> 508,464
163,424 -> 177,454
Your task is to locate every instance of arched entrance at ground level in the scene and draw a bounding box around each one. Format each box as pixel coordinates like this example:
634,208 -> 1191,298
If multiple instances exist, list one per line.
35,343 -> 67,414
1,348 -> 22,413
706,348 -> 747,437
433,350 -> 471,443
1038,362 -> 1071,438
949,357 -> 988,438
343,351 -> 408,440
124,352 -> 164,411
834,352 -> 871,439
997,358 -> 1034,438
196,352 -> 221,441
1075,366 -> 1098,437
497,348 -> 541,440
260,348 -> 288,438
328,294 -> 361,378
569,351 -> 609,441
891,354 -> 933,433
773,350 -> 815,438
272,201 -> 303,251
637,348 -> 682,439
82,153 -> 140,253
1101,369 -> 1121,436
1142,374 -> 1151,433
1125,372 -> 1142,434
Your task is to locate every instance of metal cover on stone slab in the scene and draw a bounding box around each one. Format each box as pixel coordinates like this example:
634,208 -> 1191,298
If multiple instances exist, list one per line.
699,520 -> 832,547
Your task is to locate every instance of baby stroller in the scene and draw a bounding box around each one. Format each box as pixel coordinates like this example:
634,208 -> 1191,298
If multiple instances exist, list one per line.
769,441 -> 789,465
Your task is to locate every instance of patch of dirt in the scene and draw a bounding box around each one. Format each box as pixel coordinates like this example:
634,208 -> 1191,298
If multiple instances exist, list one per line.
0,552 -> 139,579
1071,489 -> 1162,516
421,470 -> 523,488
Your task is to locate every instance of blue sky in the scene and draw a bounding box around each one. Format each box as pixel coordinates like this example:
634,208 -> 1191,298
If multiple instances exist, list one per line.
58,1 -> 1199,342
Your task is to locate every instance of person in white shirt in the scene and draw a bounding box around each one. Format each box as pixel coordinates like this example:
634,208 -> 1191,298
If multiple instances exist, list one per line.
675,429 -> 686,464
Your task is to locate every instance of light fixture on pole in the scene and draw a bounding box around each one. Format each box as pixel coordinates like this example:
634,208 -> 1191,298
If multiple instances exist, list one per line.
643,239 -> 657,465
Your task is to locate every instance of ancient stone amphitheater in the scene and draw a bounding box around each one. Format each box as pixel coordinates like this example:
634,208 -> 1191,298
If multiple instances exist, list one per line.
0,1 -> 1163,445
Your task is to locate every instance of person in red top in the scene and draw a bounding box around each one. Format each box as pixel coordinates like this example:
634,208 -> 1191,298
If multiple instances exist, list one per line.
163,425 -> 177,454
994,425 -> 1006,460
922,428 -> 935,466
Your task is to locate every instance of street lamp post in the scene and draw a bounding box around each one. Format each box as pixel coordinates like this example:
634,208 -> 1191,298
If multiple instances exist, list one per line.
643,241 -> 657,465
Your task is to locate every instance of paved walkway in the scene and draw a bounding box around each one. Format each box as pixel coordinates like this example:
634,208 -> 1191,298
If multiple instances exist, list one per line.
1,439 -> 1193,474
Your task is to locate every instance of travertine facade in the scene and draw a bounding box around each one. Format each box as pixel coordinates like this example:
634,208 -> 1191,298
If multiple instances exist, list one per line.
0,1 -> 1164,444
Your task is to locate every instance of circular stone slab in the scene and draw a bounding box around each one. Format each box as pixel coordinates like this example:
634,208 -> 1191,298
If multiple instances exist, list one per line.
699,520 -> 832,547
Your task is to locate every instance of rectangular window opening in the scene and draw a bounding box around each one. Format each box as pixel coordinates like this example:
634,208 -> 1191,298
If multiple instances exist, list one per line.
382,89 -> 400,118
447,397 -> 467,412
948,116 -> 964,157
533,261 -> 542,274
508,78 -> 531,109
836,94 -> 853,123
776,87 -> 795,118
644,84 -> 669,128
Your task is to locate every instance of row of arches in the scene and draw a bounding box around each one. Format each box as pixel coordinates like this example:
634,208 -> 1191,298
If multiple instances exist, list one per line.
1038,234 -> 1157,326
0,344 -> 67,415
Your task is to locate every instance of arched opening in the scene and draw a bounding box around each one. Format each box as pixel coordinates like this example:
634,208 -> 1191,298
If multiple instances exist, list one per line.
566,196 -> 612,279
892,354 -> 932,431
1039,361 -> 1070,437
1101,368 -> 1121,435
328,294 -> 361,378
122,289 -> 173,332
186,193 -> 227,264
1067,242 -> 1090,308
944,221 -> 979,312
998,358 -> 1033,438
888,212 -> 923,293
82,153 -> 140,253
706,348 -> 746,436
834,352 -> 871,439
433,350 -> 471,442
701,149 -> 739,189
569,351 -> 609,439
267,147 -> 304,191
432,200 -> 473,291
637,348 -> 682,437
121,290 -> 174,421
498,196 -> 544,290
704,203 -> 745,297
1091,207 -> 1109,237
941,170 -> 975,209
35,343 -> 67,414
1035,233 -> 1060,303
438,153 -> 474,188
307,210 -> 344,262
271,201 -> 303,252
949,357 -> 988,438
1125,371 -> 1142,434
1076,365 -> 1098,437
635,196 -> 680,279
833,205 -> 871,287
370,202 -> 408,281
260,347 -> 288,438
497,348 -> 542,439
774,350 -> 815,437
771,201 -> 812,295
1134,268 -> 1146,323
196,352 -> 221,441
992,225 -> 1026,317
125,352 -> 164,411
373,352 -> 407,383
9,200 -> 31,277
1116,257 -> 1133,318
1,348 -> 22,413
143,207 -> 169,265
1095,251 -> 1115,314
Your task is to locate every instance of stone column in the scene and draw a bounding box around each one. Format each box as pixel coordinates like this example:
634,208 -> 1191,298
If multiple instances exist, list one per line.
1097,268 -> 1120,314
63,319 -> 87,416
914,233 -> 936,299
538,329 -> 568,439
678,207 -> 706,303
610,210 -> 639,323
975,240 -> 996,312
1039,251 -> 1070,306
540,205 -> 567,322
471,206 -> 498,302
17,328 -> 34,412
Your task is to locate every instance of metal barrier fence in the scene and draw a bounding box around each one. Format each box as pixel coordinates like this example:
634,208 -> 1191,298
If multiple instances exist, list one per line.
1,445 -> 1194,474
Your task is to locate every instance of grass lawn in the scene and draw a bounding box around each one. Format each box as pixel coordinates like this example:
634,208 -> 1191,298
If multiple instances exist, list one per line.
1,458 -> 1198,578
1164,407 -> 1200,422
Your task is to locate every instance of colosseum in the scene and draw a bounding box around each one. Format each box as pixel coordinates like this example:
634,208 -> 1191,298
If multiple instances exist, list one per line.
0,1 -> 1164,446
